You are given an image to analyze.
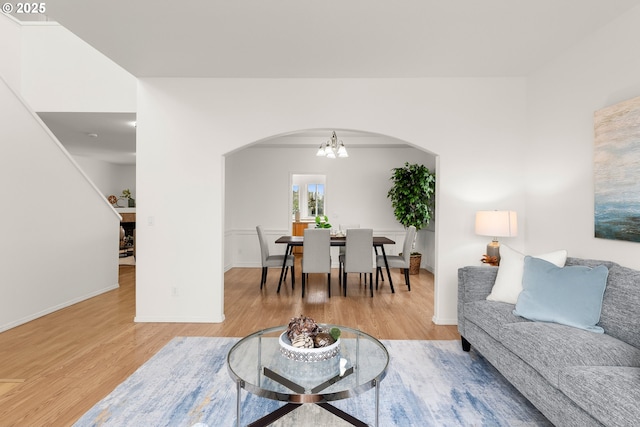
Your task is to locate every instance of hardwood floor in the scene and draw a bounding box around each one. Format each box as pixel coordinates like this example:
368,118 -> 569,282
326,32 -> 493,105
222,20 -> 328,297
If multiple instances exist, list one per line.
0,264 -> 459,426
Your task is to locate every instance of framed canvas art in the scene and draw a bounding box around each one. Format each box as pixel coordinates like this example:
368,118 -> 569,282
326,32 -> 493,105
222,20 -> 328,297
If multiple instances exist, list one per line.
594,95 -> 640,242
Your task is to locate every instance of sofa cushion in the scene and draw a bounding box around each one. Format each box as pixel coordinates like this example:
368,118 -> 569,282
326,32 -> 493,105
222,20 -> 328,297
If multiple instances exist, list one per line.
598,265 -> 640,349
513,257 -> 609,333
500,322 -> 640,388
464,300 -> 529,341
559,366 -> 640,427
487,245 -> 567,304
498,349 -> 604,427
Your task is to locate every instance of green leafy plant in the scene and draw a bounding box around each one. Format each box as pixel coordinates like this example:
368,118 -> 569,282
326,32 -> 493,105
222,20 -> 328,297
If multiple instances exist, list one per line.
315,215 -> 332,229
330,327 -> 341,341
121,189 -> 132,199
387,162 -> 436,231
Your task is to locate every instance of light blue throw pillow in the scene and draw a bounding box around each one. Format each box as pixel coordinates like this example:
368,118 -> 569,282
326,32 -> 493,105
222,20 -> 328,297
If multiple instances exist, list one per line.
513,256 -> 609,333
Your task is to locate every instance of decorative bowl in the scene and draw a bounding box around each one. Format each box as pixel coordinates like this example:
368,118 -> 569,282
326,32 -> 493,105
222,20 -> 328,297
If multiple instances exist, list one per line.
279,332 -> 340,362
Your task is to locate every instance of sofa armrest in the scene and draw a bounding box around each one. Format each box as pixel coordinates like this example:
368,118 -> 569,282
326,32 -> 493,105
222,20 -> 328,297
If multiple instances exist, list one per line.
458,266 -> 498,302
457,266 -> 498,338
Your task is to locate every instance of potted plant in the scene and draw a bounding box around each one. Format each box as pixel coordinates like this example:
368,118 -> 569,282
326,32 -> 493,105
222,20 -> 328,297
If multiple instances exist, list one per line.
315,215 -> 332,229
387,162 -> 436,274
121,189 -> 135,208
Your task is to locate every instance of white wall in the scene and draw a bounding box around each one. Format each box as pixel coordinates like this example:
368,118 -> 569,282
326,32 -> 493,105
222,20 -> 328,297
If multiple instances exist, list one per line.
225,145 -> 436,271
0,14 -> 21,91
0,18 -> 136,141
20,22 -> 136,112
0,78 -> 121,332
73,155 -> 136,201
136,77 -> 527,325
526,5 -> 640,269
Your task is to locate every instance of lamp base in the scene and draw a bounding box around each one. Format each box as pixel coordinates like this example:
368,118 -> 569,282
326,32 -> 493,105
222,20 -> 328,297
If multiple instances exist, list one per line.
484,241 -> 501,266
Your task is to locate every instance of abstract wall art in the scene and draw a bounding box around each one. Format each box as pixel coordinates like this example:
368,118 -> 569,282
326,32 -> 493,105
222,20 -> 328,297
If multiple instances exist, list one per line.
594,95 -> 640,242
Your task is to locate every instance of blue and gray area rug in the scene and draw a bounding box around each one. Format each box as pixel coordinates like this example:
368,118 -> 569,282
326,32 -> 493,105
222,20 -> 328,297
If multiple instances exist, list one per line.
74,337 -> 551,426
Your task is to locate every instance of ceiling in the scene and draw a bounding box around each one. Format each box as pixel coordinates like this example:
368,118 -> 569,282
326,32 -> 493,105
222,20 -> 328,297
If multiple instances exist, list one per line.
18,0 -> 640,163
254,129 -> 413,149
31,0 -> 640,78
38,112 -> 137,165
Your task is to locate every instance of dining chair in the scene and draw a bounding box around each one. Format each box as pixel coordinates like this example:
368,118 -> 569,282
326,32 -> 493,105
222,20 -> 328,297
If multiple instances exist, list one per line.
341,228 -> 374,297
338,224 -> 359,263
256,225 -> 295,292
337,224 -> 376,285
376,226 -> 416,291
302,228 -> 331,298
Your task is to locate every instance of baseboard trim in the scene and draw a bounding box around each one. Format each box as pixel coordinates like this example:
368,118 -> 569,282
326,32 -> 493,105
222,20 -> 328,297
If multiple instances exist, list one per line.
432,315 -> 458,326
0,283 -> 119,333
134,315 -> 225,323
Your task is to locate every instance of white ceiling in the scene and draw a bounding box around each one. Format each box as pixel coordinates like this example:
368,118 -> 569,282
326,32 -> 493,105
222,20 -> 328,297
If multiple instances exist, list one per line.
35,0 -> 640,78
21,0 -> 640,163
38,112 -> 137,165
255,129 -> 413,149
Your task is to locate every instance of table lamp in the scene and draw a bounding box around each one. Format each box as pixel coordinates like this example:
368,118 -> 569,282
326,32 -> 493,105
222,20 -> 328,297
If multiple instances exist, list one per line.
475,210 -> 517,265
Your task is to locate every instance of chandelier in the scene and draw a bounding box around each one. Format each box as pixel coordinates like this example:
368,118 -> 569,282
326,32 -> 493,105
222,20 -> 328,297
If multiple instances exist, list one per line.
316,131 -> 348,158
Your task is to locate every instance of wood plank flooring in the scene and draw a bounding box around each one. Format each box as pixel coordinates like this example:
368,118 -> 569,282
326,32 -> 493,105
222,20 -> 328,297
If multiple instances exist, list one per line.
0,264 -> 459,426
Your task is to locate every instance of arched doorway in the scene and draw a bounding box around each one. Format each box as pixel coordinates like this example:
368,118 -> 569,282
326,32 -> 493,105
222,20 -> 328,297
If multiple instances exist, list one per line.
223,128 -> 438,315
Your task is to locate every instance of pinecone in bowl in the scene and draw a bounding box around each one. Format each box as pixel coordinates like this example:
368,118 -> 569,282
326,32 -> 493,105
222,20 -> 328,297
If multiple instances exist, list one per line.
286,315 -> 319,341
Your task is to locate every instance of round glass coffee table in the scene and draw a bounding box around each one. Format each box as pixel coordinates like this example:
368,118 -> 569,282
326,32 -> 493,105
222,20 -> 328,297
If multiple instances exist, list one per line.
227,325 -> 389,427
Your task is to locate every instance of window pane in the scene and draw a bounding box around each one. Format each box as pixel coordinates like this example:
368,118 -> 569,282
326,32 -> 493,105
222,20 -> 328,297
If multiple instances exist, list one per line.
306,183 -> 325,217
308,185 -> 317,216
292,185 -> 299,216
317,184 -> 324,216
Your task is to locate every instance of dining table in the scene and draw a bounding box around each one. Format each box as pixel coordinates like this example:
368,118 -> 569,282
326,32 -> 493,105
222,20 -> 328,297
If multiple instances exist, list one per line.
275,235 -> 397,293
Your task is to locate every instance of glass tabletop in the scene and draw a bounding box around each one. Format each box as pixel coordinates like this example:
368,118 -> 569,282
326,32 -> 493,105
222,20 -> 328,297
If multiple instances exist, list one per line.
227,325 -> 389,402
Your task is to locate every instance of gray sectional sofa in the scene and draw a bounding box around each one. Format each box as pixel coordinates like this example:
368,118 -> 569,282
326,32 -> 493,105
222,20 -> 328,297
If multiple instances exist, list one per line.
458,257 -> 640,427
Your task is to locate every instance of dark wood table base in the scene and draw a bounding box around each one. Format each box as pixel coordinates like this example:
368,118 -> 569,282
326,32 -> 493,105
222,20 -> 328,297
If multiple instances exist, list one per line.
275,235 -> 397,295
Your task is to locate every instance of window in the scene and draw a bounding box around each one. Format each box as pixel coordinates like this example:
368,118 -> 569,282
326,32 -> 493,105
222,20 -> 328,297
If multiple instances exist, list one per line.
292,185 -> 300,214
291,174 -> 326,220
307,183 -> 325,216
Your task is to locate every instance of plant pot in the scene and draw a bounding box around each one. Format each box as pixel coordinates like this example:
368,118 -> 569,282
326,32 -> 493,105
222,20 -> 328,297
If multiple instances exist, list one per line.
400,253 -> 422,275
409,254 -> 421,275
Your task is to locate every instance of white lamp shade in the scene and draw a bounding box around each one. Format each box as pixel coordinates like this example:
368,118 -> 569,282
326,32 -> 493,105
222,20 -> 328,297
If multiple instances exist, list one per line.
475,211 -> 518,237
337,143 -> 348,157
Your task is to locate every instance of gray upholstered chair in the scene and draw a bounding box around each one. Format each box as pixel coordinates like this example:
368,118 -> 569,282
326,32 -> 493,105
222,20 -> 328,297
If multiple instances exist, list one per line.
302,228 -> 331,298
340,228 -> 374,297
337,224 -> 378,286
256,225 -> 294,292
338,225 -> 357,286
376,226 -> 416,292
